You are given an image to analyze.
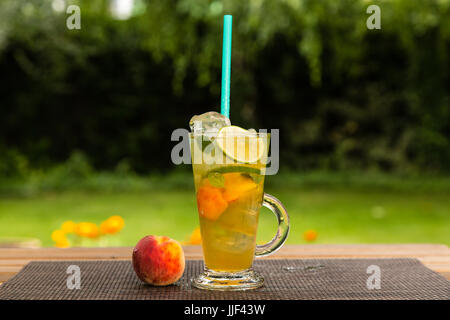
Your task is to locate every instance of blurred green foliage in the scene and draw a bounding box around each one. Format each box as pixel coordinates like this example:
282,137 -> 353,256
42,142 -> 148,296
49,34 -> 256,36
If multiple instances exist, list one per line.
0,0 -> 449,176
2,149 -> 450,197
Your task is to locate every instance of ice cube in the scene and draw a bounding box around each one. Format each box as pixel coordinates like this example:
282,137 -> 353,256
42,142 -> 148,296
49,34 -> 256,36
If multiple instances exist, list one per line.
225,231 -> 254,254
189,111 -> 231,136
209,225 -> 254,254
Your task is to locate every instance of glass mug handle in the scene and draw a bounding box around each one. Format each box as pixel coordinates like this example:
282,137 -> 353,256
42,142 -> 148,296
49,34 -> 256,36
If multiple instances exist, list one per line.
255,193 -> 290,257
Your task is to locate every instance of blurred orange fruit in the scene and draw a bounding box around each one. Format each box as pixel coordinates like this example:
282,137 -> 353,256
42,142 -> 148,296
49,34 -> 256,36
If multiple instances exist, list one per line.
52,229 -> 70,247
55,238 -> 70,248
188,227 -> 202,245
61,220 -> 76,233
75,222 -> 99,238
100,215 -> 125,234
51,229 -> 66,243
303,229 -> 318,242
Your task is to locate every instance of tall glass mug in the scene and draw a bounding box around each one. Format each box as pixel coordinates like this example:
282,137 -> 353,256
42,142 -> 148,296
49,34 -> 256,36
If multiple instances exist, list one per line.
190,130 -> 289,290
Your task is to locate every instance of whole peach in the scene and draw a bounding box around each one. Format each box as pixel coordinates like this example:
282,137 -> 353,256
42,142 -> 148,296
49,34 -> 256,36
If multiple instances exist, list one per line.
132,235 -> 185,286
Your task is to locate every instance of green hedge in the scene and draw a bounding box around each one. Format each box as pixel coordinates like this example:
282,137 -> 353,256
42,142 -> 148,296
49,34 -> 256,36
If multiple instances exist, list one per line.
0,0 -> 449,176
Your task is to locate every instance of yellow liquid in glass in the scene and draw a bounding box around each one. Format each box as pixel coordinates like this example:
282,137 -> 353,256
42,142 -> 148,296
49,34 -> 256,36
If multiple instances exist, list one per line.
191,133 -> 269,273
194,169 -> 265,272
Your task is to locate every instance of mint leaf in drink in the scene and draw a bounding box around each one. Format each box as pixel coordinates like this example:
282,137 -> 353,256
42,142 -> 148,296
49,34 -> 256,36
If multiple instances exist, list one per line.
241,172 -> 264,184
207,165 -> 261,176
240,173 -> 253,180
202,139 -> 212,151
208,172 -> 225,188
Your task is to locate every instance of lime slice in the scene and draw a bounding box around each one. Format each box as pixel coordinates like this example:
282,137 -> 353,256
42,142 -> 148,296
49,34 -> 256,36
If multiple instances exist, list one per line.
216,126 -> 265,163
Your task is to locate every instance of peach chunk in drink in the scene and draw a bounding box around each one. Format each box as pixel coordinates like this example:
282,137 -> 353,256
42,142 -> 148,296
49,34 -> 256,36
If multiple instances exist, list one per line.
196,171 -> 264,272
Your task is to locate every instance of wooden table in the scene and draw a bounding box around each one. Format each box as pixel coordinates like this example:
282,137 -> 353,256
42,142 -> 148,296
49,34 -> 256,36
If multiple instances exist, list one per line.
1,244 -> 449,285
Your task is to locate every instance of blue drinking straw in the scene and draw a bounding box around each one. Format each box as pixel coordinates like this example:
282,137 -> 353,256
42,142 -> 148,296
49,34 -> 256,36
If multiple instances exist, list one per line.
220,15 -> 232,119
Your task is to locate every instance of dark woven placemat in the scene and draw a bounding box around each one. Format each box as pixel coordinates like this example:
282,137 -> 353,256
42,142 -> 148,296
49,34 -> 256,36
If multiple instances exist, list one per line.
0,259 -> 448,300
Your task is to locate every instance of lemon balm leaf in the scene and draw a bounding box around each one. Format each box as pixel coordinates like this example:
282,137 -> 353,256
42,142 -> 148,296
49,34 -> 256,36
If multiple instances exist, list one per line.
206,165 -> 261,176
208,172 -> 225,188
202,139 -> 212,151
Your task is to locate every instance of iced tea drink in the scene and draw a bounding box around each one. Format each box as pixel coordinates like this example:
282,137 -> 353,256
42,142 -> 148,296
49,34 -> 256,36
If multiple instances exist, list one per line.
189,112 -> 289,290
192,141 -> 267,272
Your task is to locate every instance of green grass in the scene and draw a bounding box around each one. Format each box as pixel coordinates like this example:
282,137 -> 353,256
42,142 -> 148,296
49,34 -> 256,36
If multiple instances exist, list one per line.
0,186 -> 448,247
